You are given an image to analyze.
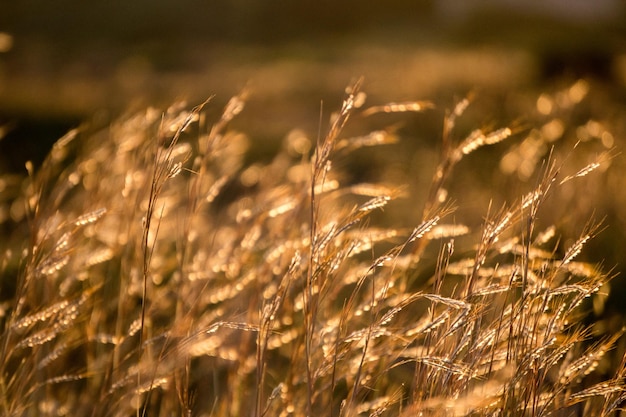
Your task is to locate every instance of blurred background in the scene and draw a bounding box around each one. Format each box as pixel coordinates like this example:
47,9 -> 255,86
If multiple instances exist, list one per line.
1,0 -> 625,168
1,1 -> 626,323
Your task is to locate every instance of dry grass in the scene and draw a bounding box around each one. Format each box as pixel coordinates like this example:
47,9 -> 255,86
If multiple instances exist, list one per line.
0,79 -> 623,416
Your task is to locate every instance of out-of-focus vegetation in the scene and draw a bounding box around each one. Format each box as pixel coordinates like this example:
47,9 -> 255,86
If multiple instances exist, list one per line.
1,1 -> 624,167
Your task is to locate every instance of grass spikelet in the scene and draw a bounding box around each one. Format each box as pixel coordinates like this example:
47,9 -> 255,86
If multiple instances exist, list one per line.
425,224 -> 470,239
568,380 -> 626,403
408,216 -> 440,242
561,220 -> 603,266
456,127 -> 513,158
336,130 -> 399,151
73,207 -> 107,226
560,162 -> 601,185
361,100 -> 435,116
560,331 -> 624,386
358,195 -> 391,212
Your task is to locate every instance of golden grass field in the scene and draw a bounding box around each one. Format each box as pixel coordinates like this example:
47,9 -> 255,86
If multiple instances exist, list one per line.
2,4 -> 626,416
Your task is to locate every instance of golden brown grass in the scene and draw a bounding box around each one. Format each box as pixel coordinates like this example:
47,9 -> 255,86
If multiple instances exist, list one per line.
0,79 -> 623,416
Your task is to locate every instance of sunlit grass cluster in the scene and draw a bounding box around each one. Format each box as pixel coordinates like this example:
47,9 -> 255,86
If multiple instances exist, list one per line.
0,79 -> 624,416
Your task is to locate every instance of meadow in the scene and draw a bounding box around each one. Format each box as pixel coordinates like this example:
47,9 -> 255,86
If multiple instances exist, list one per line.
0,73 -> 625,416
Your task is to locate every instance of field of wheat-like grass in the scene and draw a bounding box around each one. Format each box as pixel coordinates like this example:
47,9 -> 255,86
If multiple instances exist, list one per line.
0,78 -> 624,416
